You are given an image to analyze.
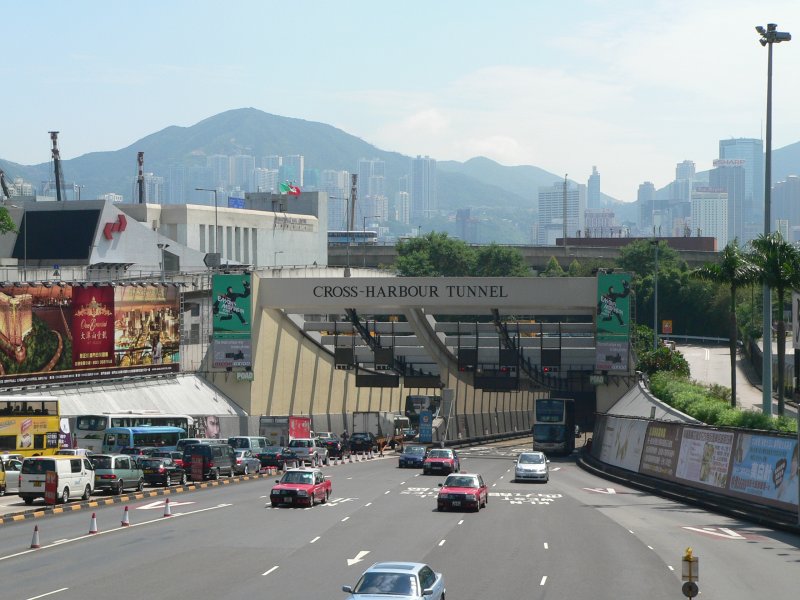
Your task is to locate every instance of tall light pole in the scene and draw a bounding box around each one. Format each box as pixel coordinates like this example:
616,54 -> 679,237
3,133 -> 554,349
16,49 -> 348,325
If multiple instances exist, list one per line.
651,240 -> 659,350
756,23 -> 791,416
362,215 -> 378,267
195,188 -> 219,255
562,174 -> 568,254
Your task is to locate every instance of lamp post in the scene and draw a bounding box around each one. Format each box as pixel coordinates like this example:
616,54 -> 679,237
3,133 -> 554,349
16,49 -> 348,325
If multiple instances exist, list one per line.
273,250 -> 284,266
362,215 -> 378,267
562,174 -> 568,254
756,23 -> 791,416
651,240 -> 659,350
195,188 -> 219,255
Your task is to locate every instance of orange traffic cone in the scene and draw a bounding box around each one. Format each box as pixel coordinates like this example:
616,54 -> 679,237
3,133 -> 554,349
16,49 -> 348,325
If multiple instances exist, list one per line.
163,497 -> 172,517
121,505 -> 130,527
30,525 -> 41,549
89,512 -> 98,534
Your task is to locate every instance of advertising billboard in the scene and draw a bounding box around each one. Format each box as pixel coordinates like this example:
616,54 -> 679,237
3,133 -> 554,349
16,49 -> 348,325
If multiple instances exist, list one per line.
0,283 -> 180,387
595,272 -> 632,371
212,273 -> 252,369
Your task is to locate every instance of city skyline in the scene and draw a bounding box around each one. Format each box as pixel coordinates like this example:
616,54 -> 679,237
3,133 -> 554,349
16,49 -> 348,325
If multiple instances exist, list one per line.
3,1 -> 799,202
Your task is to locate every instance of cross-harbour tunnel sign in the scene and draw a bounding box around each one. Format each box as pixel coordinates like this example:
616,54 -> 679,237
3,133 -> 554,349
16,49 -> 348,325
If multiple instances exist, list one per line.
261,277 -> 597,313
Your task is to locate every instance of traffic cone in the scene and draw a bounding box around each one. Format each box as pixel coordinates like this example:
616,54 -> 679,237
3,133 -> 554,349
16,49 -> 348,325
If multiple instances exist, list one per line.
89,512 -> 98,534
121,505 -> 130,527
163,498 -> 172,517
30,525 -> 41,549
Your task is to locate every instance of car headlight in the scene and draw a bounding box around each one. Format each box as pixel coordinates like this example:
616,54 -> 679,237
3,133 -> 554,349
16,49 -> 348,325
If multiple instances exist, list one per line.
465,494 -> 476,501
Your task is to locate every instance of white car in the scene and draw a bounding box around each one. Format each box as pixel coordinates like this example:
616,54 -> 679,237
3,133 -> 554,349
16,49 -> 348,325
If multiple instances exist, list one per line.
287,438 -> 329,467
514,451 -> 550,483
343,561 -> 445,599
3,459 -> 22,494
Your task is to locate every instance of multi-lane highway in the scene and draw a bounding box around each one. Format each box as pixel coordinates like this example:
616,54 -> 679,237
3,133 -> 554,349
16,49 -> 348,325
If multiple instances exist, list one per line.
0,443 -> 797,599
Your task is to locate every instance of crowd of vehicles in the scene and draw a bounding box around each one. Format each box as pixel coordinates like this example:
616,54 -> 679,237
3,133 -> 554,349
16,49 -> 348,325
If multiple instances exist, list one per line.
74,412 -> 196,453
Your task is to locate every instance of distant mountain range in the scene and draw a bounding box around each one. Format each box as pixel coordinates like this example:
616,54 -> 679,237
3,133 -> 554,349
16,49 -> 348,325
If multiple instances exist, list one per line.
1,108 -> 799,244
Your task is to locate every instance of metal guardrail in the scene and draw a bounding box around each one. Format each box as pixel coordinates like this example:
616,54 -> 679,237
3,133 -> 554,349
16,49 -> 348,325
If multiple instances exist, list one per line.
660,334 -> 730,344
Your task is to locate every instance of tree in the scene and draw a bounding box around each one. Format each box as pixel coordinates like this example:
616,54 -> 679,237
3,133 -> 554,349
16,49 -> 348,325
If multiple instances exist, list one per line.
474,244 -> 530,277
618,239 -> 681,276
395,232 -> 476,276
567,259 -> 582,277
749,232 -> 800,415
693,241 -> 758,407
0,207 -> 15,235
541,256 -> 565,277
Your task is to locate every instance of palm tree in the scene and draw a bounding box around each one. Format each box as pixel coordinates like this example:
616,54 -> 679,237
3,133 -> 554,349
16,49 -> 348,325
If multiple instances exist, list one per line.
749,232 -> 800,415
693,241 -> 757,407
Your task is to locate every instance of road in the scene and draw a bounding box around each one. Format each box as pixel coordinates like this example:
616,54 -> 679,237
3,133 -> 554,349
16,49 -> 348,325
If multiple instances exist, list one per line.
0,442 -> 797,599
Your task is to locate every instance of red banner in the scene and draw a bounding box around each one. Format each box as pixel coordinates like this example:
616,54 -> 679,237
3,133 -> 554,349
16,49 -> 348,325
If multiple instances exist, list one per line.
45,470 -> 58,505
71,286 -> 115,368
289,416 -> 311,439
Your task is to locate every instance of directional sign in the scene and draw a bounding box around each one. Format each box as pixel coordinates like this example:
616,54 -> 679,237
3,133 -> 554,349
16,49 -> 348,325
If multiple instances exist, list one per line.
137,500 -> 196,510
347,550 -> 370,566
681,527 -> 746,540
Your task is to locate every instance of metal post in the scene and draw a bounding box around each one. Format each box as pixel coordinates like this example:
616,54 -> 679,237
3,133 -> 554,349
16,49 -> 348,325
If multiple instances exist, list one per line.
762,38 -> 774,415
652,240 -> 659,350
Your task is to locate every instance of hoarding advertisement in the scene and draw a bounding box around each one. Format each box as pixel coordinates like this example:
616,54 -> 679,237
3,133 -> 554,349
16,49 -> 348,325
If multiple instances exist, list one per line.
212,274 -> 252,338
675,428 -> 734,489
212,338 -> 253,368
595,272 -> 632,372
595,340 -> 630,371
0,284 -> 180,387
728,433 -> 799,506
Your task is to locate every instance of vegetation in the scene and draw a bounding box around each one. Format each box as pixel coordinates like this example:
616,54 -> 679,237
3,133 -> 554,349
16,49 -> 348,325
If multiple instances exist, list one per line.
395,232 -> 530,277
649,371 -> 796,433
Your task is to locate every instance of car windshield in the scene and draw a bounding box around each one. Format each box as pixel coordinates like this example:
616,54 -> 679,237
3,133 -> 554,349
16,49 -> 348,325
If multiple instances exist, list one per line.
428,449 -> 452,458
519,454 -> 545,464
289,440 -> 311,448
262,446 -> 282,454
354,572 -> 418,596
21,459 -> 56,474
281,471 -> 314,484
140,459 -> 165,468
91,456 -> 113,469
445,475 -> 478,488
404,446 -> 425,455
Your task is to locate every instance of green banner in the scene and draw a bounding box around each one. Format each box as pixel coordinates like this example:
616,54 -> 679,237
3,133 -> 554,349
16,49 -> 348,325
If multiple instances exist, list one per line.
596,272 -> 632,338
212,274 -> 252,338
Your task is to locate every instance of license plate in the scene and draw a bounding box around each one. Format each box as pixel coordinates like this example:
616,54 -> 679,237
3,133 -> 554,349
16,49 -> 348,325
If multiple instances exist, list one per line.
33,481 -> 42,487
451,501 -> 461,506
143,469 -> 153,474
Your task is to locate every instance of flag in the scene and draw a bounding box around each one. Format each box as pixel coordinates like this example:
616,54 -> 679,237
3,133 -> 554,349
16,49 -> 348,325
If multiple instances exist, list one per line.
280,182 -> 301,196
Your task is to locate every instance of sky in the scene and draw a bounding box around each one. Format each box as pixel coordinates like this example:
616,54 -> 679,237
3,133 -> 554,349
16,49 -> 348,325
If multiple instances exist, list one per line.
3,0 -> 800,201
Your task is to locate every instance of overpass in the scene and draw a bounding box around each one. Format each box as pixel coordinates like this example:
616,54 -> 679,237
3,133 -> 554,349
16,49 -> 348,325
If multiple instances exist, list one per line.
327,243 -> 719,271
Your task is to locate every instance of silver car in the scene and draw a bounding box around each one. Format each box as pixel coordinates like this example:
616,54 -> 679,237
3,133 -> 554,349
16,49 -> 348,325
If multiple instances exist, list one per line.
514,451 -> 550,483
287,438 -> 329,467
343,561 -> 445,600
3,458 -> 22,494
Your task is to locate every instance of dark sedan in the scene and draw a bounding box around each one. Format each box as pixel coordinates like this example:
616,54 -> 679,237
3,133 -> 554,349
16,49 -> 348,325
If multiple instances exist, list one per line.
320,435 -> 345,458
398,444 -> 428,468
348,432 -> 377,453
257,446 -> 300,470
140,457 -> 187,487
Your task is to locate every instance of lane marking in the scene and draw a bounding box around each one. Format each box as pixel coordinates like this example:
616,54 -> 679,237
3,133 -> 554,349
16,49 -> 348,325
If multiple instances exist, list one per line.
341,516 -> 350,522
262,566 -> 279,576
347,550 -> 370,566
540,576 -> 547,586
458,519 -> 464,525
682,526 -> 746,540
310,536 -> 320,543
384,490 -> 391,495
26,589 -> 68,600
668,566 -> 674,571
438,540 -> 446,547
543,542 -> 549,550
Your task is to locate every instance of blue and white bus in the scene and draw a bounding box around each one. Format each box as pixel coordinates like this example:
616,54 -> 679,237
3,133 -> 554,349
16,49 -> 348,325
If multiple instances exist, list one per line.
102,426 -> 187,453
532,398 -> 576,455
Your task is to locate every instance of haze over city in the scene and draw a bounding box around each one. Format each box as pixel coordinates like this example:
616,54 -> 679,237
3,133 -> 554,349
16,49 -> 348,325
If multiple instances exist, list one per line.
3,0 -> 800,201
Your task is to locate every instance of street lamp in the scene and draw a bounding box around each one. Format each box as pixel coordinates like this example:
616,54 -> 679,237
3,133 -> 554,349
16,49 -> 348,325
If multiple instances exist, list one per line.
651,240 -> 659,351
273,250 -> 284,266
756,22 -> 791,416
195,188 -> 219,254
362,215 -> 378,267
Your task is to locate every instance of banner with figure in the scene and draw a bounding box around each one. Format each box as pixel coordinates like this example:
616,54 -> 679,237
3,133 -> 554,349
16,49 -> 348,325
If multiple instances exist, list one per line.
212,274 -> 252,337
596,272 -> 632,371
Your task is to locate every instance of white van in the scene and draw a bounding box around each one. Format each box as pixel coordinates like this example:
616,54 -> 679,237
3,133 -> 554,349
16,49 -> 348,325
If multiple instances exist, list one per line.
19,456 -> 95,505
227,436 -> 269,453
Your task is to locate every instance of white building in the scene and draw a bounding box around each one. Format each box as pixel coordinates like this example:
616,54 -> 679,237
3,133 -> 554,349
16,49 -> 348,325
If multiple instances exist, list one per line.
537,180 -> 586,245
691,190 -> 728,249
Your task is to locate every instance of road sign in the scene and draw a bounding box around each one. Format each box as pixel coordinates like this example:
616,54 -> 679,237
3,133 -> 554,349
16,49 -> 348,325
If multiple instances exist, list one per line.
681,548 -> 699,582
682,581 -> 699,598
662,319 -> 673,334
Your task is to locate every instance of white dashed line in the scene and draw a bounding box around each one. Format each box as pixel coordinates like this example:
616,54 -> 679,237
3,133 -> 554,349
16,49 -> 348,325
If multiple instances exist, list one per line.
341,516 -> 350,522
310,536 -> 320,543
458,519 -> 464,525
540,576 -> 547,586
543,542 -> 549,550
25,589 -> 68,600
262,566 -> 279,576
439,540 -> 446,547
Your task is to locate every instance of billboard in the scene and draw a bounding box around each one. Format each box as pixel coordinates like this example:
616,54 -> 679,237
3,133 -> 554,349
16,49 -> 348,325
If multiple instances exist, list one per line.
596,272 -> 631,371
212,274 -> 252,369
0,283 -> 180,387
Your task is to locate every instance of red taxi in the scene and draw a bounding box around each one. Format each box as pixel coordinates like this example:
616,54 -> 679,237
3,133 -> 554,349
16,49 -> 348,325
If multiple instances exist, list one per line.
269,467 -> 331,508
437,473 -> 488,512
422,448 -> 460,475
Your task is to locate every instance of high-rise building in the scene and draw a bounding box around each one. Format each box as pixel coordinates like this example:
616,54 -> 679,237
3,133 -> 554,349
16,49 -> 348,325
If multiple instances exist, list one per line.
584,208 -> 616,237
261,155 -> 282,170
773,175 -> 800,238
673,160 -> 695,203
321,169 -> 350,230
253,168 -> 279,194
230,154 -> 256,191
537,180 -> 586,245
395,191 -> 410,225
587,166 -> 601,209
357,158 -> 386,224
411,155 -> 437,222
207,154 -> 230,189
691,190 -> 728,249
456,209 -> 479,243
637,181 -> 656,233
281,155 -> 304,187
167,165 -> 186,205
709,162 -> 745,244
719,138 -> 764,240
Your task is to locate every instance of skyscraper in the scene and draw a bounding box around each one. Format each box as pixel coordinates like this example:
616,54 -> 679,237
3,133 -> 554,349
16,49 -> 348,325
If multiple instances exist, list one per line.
230,154 -> 256,191
537,180 -> 586,245
709,162 -> 745,244
411,156 -> 437,222
691,190 -> 728,249
587,166 -> 601,210
637,181 -> 656,233
719,138 -> 764,241
281,155 -> 304,187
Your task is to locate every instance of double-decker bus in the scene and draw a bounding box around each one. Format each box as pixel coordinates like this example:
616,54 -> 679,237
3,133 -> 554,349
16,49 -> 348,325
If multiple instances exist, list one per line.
532,397 -> 576,455
0,396 -> 62,457
75,412 -> 196,453
102,426 -> 188,453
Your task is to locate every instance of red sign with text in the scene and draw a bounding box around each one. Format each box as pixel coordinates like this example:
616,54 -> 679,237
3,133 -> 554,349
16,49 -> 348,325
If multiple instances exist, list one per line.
71,286 -> 116,368
45,470 -> 58,505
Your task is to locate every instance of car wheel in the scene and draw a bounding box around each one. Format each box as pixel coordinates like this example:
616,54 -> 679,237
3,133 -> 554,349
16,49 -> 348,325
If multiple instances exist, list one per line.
0,484 -> 5,497
212,468 -> 219,480
310,493 -> 315,507
243,465 -> 249,476
271,502 -> 278,508
61,487 -> 70,504
180,473 -> 187,486
323,489 -> 330,503
324,454 -> 330,466
137,479 -> 144,492
82,484 -> 91,501
24,497 -> 34,505
166,475 -> 172,487
114,480 -> 123,495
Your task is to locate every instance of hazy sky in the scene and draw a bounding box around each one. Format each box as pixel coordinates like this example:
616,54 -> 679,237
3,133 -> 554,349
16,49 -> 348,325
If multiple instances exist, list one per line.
3,1 -> 799,201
